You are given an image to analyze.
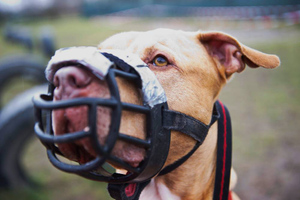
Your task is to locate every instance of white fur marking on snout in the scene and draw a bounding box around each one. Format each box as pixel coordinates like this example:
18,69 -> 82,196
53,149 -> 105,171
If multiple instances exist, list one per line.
140,179 -> 180,200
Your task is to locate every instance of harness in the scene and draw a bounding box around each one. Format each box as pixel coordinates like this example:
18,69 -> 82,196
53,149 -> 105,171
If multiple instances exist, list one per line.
108,100 -> 232,200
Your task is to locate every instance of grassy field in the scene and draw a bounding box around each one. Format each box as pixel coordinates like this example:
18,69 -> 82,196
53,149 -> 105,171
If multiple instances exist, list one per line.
0,16 -> 299,200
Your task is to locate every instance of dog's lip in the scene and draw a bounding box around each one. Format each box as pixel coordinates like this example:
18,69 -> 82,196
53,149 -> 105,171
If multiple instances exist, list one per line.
112,142 -> 146,167
57,116 -> 145,168
60,142 -> 145,168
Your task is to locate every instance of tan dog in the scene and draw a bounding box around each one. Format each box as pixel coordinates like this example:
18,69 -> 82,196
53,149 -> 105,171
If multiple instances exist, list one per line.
52,29 -> 280,200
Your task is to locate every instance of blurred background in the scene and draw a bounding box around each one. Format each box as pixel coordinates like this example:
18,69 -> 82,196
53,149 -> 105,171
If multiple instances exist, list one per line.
0,0 -> 299,200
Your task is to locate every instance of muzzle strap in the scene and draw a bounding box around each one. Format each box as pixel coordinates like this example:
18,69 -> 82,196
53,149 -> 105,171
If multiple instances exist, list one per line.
162,107 -> 218,144
101,52 -> 136,73
158,104 -> 219,176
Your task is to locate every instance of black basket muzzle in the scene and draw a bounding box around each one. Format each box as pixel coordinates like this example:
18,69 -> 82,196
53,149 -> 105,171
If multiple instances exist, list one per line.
33,47 -> 170,183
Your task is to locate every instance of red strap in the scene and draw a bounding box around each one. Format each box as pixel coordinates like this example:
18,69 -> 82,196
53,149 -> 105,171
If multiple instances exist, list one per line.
213,101 -> 232,200
219,101 -> 227,200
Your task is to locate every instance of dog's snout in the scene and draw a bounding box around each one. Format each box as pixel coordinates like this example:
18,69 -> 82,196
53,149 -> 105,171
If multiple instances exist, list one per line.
54,66 -> 92,99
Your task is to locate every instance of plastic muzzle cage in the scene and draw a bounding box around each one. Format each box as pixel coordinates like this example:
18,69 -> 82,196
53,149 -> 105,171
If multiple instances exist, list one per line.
33,51 -> 171,183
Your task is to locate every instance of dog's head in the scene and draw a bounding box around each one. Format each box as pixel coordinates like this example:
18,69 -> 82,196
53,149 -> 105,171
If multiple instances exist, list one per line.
99,29 -> 280,121
36,29 -> 280,182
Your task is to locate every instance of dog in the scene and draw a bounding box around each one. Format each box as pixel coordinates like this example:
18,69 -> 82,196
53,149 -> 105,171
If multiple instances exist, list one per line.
49,29 -> 280,200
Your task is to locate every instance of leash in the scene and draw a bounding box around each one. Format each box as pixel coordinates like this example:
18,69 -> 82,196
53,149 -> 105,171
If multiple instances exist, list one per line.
108,100 -> 232,200
213,101 -> 232,200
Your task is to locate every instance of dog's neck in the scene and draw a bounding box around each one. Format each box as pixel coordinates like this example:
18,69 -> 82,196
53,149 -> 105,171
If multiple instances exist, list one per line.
140,123 -> 218,200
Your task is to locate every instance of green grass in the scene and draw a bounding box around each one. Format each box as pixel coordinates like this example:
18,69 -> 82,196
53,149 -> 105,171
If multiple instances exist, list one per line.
0,16 -> 119,55
0,16 -> 299,200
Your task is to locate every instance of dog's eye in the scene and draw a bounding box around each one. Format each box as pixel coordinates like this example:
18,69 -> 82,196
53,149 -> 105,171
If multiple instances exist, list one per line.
153,56 -> 168,67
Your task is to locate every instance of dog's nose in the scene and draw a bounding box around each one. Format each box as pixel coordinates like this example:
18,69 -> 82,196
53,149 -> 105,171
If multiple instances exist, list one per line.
53,66 -> 92,99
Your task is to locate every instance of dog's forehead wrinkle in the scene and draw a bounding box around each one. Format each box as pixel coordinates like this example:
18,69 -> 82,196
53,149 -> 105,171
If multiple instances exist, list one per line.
98,31 -> 141,50
99,30 -> 201,73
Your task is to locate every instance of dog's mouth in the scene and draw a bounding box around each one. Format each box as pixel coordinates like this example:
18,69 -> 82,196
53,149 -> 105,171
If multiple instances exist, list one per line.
53,106 -> 146,169
51,65 -> 146,169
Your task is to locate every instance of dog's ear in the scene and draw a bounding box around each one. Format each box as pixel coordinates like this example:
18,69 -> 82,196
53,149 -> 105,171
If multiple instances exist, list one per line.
199,31 -> 280,78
